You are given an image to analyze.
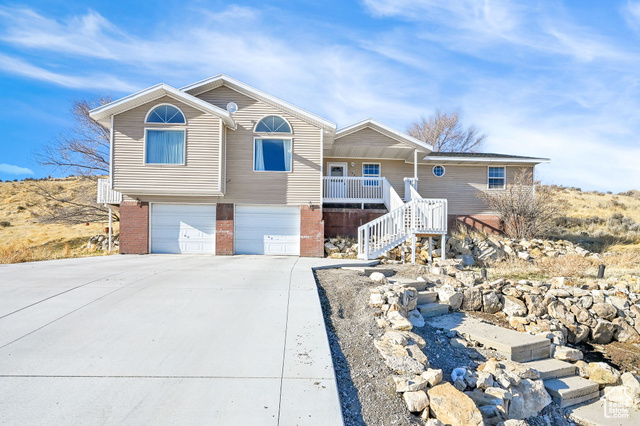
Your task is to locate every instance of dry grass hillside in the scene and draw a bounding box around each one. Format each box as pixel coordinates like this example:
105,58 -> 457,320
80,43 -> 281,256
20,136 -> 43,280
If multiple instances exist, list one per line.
547,185 -> 640,253
0,177 -> 117,264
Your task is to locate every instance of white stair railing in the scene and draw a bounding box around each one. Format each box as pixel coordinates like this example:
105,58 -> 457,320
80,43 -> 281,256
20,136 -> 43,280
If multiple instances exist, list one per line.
357,197 -> 448,261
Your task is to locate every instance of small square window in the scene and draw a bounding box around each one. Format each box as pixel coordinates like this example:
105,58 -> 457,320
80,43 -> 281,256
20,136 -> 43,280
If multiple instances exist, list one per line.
488,167 -> 506,189
363,163 -> 380,187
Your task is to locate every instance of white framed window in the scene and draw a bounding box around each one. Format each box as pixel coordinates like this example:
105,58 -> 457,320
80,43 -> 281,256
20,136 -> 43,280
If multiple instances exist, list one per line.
254,138 -> 292,172
144,129 -> 186,164
488,166 -> 506,189
363,163 -> 381,187
432,165 -> 445,177
145,104 -> 186,124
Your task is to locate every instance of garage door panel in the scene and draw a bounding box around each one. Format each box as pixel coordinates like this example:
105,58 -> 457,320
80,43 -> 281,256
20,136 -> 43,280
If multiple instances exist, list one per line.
235,206 -> 300,256
151,204 -> 216,254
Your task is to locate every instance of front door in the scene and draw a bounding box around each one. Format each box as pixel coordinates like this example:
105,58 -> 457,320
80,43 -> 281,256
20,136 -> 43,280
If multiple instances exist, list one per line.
326,163 -> 347,199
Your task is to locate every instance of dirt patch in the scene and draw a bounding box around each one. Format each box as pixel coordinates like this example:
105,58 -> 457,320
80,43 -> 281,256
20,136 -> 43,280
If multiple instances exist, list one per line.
315,268 -> 420,426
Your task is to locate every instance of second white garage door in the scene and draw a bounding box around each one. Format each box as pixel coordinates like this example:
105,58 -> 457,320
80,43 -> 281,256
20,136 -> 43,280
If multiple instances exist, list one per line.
235,205 -> 300,255
150,204 -> 216,254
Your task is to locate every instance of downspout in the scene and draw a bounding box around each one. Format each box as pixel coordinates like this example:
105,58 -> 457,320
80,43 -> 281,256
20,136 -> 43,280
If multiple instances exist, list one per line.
110,115 -> 114,189
413,149 -> 418,192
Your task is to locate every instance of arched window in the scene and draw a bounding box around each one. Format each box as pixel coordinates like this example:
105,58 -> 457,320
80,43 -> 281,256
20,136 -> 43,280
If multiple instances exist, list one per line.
146,104 -> 185,124
255,115 -> 291,133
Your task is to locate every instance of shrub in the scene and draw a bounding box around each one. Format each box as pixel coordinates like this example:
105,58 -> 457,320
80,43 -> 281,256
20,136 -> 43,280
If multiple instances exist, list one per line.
0,221 -> 10,227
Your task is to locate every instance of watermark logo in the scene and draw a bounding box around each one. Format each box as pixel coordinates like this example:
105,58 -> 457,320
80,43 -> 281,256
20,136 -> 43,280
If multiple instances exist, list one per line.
604,387 -> 632,419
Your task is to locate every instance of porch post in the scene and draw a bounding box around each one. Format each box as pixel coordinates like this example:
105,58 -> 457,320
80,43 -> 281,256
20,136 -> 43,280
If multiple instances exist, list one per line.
108,207 -> 112,252
441,234 -> 446,261
414,149 -> 418,182
411,234 -> 416,264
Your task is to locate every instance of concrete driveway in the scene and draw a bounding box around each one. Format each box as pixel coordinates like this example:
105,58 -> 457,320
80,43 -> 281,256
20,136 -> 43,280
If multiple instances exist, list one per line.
0,255 -> 344,425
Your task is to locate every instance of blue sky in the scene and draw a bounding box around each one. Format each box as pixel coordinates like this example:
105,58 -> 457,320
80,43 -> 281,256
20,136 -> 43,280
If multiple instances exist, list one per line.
0,0 -> 639,191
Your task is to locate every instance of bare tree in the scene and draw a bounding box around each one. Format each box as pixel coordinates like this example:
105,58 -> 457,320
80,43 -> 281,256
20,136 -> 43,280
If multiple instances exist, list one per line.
478,168 -> 561,239
35,97 -> 117,224
38,98 -> 112,175
407,109 -> 486,152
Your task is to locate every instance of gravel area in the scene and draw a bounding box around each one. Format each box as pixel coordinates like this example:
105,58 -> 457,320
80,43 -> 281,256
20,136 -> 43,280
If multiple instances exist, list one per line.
315,265 -> 577,426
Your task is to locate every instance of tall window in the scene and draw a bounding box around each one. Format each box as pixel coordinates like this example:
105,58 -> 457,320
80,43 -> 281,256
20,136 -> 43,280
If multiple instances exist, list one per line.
254,116 -> 292,172
363,163 -> 380,187
488,166 -> 506,189
144,104 -> 186,164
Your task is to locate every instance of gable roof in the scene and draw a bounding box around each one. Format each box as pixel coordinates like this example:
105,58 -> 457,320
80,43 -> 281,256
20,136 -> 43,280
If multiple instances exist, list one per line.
180,74 -> 337,132
423,152 -> 550,164
89,83 -> 236,128
334,119 -> 433,152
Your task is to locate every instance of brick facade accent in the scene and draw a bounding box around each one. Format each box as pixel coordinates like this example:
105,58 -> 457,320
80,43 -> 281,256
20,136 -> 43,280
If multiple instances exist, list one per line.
322,208 -> 388,238
119,200 -> 149,254
300,205 -> 324,257
216,203 -> 234,255
449,214 -> 502,234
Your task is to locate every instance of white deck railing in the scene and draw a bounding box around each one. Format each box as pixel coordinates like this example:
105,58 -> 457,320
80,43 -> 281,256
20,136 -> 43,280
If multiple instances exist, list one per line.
357,198 -> 448,260
322,176 -> 384,203
97,178 -> 122,204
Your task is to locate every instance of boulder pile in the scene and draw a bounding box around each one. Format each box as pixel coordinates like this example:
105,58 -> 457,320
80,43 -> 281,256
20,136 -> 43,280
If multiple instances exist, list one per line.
324,237 -> 358,259
87,234 -> 119,251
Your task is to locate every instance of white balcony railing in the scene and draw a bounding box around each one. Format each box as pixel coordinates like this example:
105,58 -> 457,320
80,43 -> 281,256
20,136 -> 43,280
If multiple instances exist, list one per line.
97,178 -> 122,204
323,176 -> 385,203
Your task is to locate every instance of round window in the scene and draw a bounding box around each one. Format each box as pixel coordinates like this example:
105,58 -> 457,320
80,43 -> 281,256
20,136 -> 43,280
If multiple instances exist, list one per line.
432,165 -> 445,177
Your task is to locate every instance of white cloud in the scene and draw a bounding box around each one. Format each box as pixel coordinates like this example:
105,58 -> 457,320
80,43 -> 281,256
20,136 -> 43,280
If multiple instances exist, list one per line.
0,163 -> 34,175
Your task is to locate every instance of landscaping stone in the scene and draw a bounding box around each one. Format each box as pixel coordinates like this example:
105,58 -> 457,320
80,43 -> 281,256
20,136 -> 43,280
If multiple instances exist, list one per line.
427,382 -> 484,426
553,345 -> 583,362
404,390 -> 429,413
483,291 -> 502,314
421,368 -> 443,387
387,311 -> 413,331
593,302 -> 617,321
588,362 -> 621,385
590,320 -> 616,344
393,375 -> 429,392
503,296 -> 528,317
463,288 -> 483,311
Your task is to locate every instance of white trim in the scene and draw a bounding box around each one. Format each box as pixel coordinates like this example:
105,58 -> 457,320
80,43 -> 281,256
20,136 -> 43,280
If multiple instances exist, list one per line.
89,83 -> 235,128
144,103 -> 187,124
320,128 -> 324,206
253,114 -> 293,134
252,137 -> 294,173
180,74 -> 336,131
109,115 -> 114,189
143,127 -> 187,165
326,162 -> 348,177
423,155 -> 550,163
487,165 -> 506,190
218,118 -> 223,193
336,118 -> 433,152
432,165 -> 446,177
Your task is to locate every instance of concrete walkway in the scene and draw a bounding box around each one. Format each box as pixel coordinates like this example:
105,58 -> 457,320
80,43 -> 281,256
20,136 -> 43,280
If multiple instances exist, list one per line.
0,255 -> 347,425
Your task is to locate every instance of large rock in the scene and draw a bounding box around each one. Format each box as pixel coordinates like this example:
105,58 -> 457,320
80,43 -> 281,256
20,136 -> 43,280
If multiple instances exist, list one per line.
406,343 -> 430,367
523,294 -> 546,317
463,288 -> 483,311
591,320 -> 616,344
593,302 -> 617,321
547,301 -> 576,326
393,375 -> 429,392
427,382 -> 484,426
437,285 -> 464,310
404,390 -> 429,412
421,368 -> 443,387
509,379 -> 552,420
503,296 -> 528,317
553,345 -> 583,361
483,291 -> 502,314
387,311 -> 413,331
613,317 -> 640,343
588,362 -> 621,385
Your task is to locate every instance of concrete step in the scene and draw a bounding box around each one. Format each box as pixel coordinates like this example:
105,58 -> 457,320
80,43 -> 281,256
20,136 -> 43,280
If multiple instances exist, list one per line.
567,398 -> 640,425
391,279 -> 428,291
363,268 -> 395,277
523,358 -> 577,380
427,313 -> 551,362
417,291 -> 437,304
417,303 -> 450,317
544,376 -> 600,408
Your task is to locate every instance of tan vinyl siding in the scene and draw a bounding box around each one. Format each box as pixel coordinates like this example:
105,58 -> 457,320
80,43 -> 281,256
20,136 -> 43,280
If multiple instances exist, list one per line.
325,158 -> 411,200
328,128 -> 414,159
195,85 -> 322,205
418,165 -> 534,215
113,95 -> 221,196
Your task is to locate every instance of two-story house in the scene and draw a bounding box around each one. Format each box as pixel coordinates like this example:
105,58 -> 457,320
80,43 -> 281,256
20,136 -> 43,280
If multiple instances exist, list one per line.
90,75 -> 548,260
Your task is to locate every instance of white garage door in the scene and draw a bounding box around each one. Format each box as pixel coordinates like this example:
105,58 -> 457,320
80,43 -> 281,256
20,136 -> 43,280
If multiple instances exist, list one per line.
150,204 -> 216,254
235,205 -> 300,255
